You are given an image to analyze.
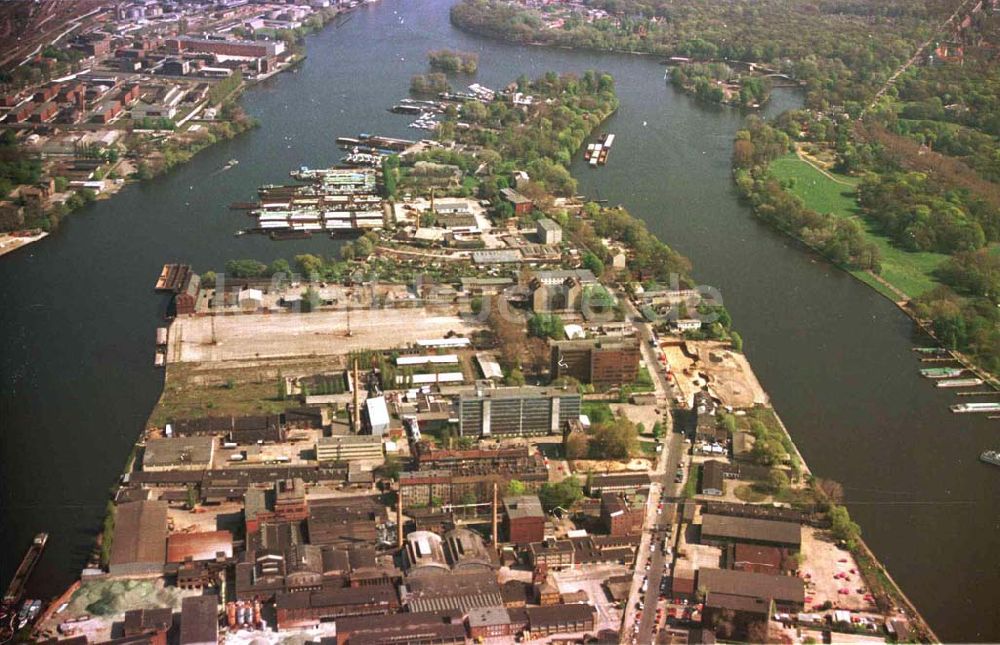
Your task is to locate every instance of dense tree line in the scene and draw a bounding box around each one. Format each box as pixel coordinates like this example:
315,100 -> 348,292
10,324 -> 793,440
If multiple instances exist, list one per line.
858,171 -> 998,254
0,130 -> 41,201
451,0 -> 946,109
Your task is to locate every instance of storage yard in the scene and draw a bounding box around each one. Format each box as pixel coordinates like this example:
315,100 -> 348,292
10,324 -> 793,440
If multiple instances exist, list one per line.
166,307 -> 480,363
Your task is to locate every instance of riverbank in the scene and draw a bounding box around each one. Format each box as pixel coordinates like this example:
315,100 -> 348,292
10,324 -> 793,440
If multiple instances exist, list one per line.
0,230 -> 47,257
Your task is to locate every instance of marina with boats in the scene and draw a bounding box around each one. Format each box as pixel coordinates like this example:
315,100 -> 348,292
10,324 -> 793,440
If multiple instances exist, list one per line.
910,348 -> 1000,468
243,166 -> 386,238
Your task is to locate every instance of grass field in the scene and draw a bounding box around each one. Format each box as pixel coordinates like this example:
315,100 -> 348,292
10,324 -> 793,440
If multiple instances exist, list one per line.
769,154 -> 948,300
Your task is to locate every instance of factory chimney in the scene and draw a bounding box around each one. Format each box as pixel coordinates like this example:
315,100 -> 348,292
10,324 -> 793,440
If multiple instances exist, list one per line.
352,358 -> 361,433
492,481 -> 499,550
397,491 -> 404,549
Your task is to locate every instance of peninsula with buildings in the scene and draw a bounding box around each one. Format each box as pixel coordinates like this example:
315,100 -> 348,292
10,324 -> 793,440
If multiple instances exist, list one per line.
0,57 -> 939,645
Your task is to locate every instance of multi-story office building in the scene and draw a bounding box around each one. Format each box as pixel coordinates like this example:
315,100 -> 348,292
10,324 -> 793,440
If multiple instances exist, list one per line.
458,387 -> 581,438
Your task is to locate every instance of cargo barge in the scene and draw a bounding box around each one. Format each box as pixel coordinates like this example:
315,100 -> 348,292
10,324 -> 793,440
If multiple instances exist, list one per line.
2,533 -> 48,608
585,133 -> 615,166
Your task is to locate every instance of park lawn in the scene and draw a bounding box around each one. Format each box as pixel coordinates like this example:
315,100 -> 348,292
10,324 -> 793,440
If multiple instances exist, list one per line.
769,154 -> 947,299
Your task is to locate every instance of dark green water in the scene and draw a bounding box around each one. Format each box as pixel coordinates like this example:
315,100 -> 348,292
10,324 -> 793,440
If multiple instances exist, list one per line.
1,0 -> 997,640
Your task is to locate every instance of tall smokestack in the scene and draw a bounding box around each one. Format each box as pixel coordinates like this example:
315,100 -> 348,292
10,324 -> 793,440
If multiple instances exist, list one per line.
352,358 -> 361,433
397,491 -> 404,549
492,481 -> 499,550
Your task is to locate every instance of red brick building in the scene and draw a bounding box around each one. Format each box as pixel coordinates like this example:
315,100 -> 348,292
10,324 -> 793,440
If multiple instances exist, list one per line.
467,606 -> 514,640
601,492 -> 644,537
503,495 -> 545,544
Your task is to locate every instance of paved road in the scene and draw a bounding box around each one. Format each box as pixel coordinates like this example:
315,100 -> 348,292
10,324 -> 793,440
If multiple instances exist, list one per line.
632,432 -> 684,645
618,292 -> 689,644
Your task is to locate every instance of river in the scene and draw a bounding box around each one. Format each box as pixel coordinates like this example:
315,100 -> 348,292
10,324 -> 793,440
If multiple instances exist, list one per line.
0,0 -> 996,640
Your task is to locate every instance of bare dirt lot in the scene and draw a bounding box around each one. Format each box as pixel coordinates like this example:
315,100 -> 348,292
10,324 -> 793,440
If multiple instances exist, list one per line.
800,527 -> 877,612
168,307 -> 481,363
662,340 -> 768,408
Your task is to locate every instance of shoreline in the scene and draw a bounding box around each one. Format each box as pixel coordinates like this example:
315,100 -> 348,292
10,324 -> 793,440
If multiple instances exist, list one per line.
0,231 -> 48,257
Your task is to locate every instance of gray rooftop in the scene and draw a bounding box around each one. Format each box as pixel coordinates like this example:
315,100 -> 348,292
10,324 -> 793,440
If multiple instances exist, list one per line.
503,495 -> 544,520
467,605 -> 512,627
536,217 -> 561,231
143,436 -> 214,469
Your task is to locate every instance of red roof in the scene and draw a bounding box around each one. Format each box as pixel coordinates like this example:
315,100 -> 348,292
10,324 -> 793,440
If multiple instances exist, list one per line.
167,530 -> 233,563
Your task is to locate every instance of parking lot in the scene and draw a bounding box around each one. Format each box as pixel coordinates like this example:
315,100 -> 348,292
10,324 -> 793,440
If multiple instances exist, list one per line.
800,527 -> 878,612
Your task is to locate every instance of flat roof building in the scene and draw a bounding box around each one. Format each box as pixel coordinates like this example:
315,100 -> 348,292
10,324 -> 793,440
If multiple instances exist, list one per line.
697,567 -> 805,612
364,396 -> 390,436
142,436 -> 214,472
333,611 -> 467,645
167,530 -> 233,563
525,604 -> 596,638
315,434 -> 383,464
586,471 -> 651,495
550,338 -> 641,388
536,217 -> 562,244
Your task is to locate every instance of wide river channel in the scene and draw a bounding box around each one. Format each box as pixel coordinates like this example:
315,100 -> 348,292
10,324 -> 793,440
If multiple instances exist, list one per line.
1,0 -> 997,640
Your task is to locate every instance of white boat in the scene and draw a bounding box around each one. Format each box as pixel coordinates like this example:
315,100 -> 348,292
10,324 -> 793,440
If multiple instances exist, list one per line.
936,378 -> 984,388
950,402 -> 1000,414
